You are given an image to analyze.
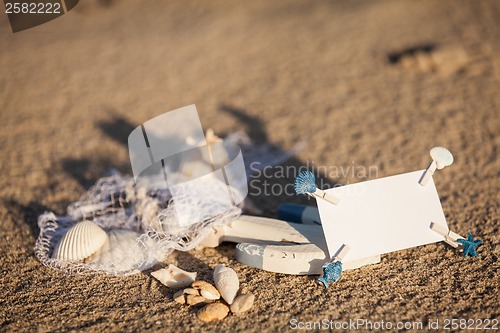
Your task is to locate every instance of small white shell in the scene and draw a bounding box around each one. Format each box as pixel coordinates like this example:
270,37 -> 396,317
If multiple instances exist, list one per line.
151,265 -> 197,288
213,264 -> 239,304
52,221 -> 108,261
200,290 -> 219,300
192,281 -> 220,300
430,147 -> 454,170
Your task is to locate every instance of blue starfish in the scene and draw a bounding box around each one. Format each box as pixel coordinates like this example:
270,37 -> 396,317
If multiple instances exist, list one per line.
457,232 -> 482,258
317,261 -> 342,288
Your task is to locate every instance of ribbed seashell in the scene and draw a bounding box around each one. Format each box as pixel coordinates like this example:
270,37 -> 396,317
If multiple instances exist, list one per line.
213,264 -> 239,304
151,265 -> 197,288
430,147 -> 454,170
52,221 -> 108,261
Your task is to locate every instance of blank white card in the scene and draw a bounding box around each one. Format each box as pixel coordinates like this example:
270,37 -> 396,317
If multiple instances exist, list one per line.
316,170 -> 448,263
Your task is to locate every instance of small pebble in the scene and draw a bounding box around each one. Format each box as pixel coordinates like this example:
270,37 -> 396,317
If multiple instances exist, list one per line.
186,294 -> 206,306
197,303 -> 230,322
230,293 -> 255,315
183,288 -> 199,295
173,290 -> 185,304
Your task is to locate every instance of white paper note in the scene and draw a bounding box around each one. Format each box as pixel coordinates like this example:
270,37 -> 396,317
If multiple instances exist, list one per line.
316,170 -> 447,263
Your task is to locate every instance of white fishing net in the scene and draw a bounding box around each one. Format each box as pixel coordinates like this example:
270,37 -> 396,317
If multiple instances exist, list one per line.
35,131 -> 305,276
35,172 -> 241,275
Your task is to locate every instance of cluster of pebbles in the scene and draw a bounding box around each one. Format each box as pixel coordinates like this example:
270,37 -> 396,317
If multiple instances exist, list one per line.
151,264 -> 254,322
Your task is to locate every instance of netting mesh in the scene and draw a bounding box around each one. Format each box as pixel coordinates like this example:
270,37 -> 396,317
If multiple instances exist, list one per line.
34,131 -> 304,276
35,172 -> 241,275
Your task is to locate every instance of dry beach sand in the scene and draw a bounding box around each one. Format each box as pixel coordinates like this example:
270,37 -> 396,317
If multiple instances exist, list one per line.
0,0 -> 499,331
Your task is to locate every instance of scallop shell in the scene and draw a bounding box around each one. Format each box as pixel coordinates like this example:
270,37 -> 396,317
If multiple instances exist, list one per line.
430,147 -> 454,170
52,221 -> 108,261
151,264 -> 197,288
213,264 -> 239,304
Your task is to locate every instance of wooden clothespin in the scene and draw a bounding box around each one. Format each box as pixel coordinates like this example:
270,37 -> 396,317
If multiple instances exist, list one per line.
419,147 -> 454,186
331,244 -> 350,262
312,188 -> 339,205
430,222 -> 464,249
